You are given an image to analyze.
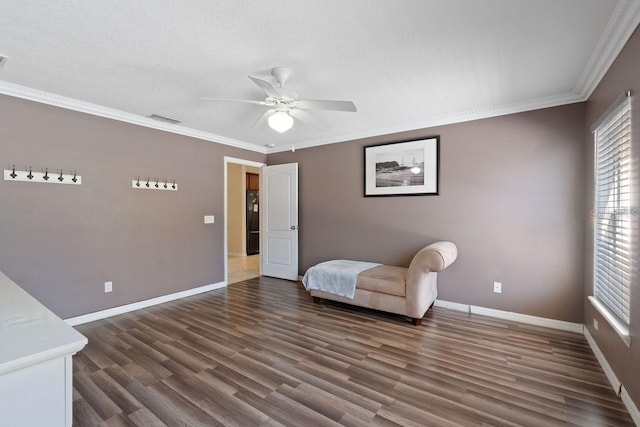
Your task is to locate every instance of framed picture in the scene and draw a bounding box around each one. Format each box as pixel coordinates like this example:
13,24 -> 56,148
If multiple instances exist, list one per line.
364,136 -> 439,196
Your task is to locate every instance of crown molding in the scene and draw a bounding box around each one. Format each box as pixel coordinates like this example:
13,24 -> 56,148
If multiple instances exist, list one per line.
268,91 -> 584,153
269,0 -> 640,154
0,81 -> 267,154
573,0 -> 640,98
2,1 -> 638,156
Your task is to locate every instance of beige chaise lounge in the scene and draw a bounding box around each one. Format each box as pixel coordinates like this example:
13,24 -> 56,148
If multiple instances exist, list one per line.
310,241 -> 458,325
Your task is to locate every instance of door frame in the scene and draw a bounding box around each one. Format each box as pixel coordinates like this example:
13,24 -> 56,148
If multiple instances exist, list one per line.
223,156 -> 266,285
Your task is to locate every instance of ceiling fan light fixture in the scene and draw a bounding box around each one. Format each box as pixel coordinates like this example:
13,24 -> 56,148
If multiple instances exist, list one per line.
268,110 -> 294,133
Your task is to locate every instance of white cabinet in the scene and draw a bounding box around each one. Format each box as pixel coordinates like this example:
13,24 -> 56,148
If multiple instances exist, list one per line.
0,270 -> 87,427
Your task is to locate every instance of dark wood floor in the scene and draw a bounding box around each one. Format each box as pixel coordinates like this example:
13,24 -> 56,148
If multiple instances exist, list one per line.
73,276 -> 634,426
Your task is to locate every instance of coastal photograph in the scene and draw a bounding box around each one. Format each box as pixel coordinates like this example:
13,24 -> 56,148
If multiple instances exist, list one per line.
364,137 -> 439,196
375,148 -> 424,187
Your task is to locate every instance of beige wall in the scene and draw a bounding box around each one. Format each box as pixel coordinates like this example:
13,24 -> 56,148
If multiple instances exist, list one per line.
227,163 -> 244,255
0,95 -> 266,318
584,25 -> 640,411
268,102 -> 586,323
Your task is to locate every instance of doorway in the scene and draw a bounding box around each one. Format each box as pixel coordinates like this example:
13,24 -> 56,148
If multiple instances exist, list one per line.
224,157 -> 264,285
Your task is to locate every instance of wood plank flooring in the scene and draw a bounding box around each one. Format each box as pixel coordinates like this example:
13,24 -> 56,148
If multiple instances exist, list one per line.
73,276 -> 634,426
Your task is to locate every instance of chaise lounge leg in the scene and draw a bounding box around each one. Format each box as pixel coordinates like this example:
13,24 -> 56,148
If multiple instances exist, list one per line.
410,302 -> 435,326
312,296 -> 321,304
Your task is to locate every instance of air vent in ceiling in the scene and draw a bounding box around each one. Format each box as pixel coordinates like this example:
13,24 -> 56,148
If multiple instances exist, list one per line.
148,114 -> 181,125
0,55 -> 8,67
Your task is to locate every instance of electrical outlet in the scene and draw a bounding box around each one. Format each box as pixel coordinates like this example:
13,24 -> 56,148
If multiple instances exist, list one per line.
105,281 -> 112,293
204,215 -> 215,224
593,318 -> 599,330
493,282 -> 502,294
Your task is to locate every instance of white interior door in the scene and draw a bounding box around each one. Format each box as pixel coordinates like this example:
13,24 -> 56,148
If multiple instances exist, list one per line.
261,163 -> 298,280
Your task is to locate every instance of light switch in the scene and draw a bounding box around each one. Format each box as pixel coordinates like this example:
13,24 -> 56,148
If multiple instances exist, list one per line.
204,215 -> 215,224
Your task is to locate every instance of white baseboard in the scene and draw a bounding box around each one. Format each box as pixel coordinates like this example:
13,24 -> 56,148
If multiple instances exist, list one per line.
434,299 -> 470,313
583,328 -> 622,395
470,305 -> 584,333
621,386 -> 640,426
434,299 -> 584,333
65,281 -> 226,326
585,328 -> 640,426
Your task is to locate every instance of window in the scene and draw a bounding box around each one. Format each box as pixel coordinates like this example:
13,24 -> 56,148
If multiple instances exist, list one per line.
590,91 -> 633,346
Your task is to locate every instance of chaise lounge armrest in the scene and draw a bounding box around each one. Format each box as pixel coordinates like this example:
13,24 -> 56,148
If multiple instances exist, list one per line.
408,241 -> 458,275
405,241 -> 458,321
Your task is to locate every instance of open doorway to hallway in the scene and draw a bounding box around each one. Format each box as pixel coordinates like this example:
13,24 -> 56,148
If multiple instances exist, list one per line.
226,161 -> 261,284
228,253 -> 260,283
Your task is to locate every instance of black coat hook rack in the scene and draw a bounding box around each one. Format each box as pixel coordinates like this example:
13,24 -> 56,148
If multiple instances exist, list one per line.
4,166 -> 81,185
131,176 -> 178,191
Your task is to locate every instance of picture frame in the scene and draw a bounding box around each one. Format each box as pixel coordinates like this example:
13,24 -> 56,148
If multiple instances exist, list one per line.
364,136 -> 439,196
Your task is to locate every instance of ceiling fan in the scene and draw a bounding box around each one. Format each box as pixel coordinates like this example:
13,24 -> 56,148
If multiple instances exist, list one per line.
199,67 -> 357,133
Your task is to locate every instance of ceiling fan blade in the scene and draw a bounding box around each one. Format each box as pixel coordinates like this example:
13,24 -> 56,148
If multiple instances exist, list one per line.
295,99 -> 357,112
248,76 -> 278,98
249,76 -> 299,100
252,109 -> 275,129
198,98 -> 271,106
289,109 -> 329,130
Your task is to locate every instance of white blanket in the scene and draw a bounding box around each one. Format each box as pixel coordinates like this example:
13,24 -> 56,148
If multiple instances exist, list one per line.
302,260 -> 381,299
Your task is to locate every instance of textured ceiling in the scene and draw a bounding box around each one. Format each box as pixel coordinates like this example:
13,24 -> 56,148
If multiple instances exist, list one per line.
0,0 -> 639,153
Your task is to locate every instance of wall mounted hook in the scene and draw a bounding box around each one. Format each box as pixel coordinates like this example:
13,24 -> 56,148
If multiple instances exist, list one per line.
4,167 -> 81,185
131,176 -> 177,191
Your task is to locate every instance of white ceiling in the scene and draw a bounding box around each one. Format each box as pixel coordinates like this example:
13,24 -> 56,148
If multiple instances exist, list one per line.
1,1 -> 639,153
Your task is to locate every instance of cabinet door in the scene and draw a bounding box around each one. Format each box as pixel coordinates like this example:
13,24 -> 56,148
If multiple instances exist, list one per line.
0,357 -> 68,426
246,173 -> 259,190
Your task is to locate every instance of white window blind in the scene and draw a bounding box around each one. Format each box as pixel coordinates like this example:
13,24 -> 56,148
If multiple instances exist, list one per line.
593,92 -> 633,329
